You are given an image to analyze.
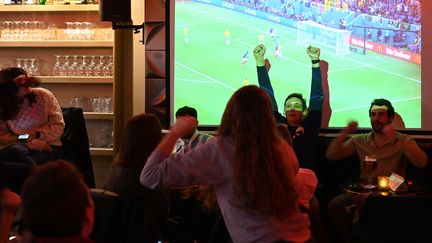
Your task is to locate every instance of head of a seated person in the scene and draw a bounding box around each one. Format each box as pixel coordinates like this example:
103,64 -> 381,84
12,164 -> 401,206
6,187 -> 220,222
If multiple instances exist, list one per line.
0,67 -> 40,120
175,106 -> 198,139
116,113 -> 162,167
368,98 -> 395,134
284,93 -> 307,127
21,160 -> 94,239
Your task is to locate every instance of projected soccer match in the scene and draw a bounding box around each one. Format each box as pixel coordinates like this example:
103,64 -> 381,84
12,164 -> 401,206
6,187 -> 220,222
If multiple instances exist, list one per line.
172,0 -> 422,128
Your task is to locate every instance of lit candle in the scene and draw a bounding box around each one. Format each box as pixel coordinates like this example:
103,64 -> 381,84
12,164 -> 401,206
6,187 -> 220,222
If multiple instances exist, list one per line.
378,176 -> 389,191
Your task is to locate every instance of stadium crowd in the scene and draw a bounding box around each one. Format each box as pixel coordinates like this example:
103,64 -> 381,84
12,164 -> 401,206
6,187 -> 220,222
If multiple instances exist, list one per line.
225,0 -> 420,25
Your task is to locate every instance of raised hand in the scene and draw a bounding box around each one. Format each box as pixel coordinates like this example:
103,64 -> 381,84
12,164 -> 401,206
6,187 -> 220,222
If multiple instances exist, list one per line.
171,116 -> 197,138
345,120 -> 358,134
381,122 -> 395,137
307,45 -> 320,60
253,44 -> 266,66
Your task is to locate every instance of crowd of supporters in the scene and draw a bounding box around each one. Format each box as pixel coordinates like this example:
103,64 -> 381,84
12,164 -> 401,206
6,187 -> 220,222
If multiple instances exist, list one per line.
225,0 -> 420,25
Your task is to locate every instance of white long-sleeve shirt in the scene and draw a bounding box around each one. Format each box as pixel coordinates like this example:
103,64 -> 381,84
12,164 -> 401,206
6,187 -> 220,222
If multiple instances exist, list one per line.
141,136 -> 311,243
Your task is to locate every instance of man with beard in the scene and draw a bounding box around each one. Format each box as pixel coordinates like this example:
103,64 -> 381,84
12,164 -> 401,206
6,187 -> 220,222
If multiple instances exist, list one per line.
325,98 -> 427,243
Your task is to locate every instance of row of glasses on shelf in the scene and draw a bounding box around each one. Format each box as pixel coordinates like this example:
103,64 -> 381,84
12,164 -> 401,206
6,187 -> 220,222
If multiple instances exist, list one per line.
70,96 -> 113,113
1,0 -> 99,5
16,58 -> 40,76
69,97 -> 112,148
64,21 -> 95,40
1,0 -> 43,4
53,55 -> 113,77
88,121 -> 113,148
0,21 -> 56,40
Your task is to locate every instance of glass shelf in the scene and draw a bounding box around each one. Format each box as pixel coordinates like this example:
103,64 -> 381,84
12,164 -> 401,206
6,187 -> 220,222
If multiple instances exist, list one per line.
84,112 -> 114,120
0,4 -> 99,12
90,147 -> 113,156
0,40 -> 113,47
38,76 -> 114,84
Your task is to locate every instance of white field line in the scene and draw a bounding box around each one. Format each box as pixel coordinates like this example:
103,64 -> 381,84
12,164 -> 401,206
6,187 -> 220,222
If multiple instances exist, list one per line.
337,54 -> 421,84
180,4 -> 269,34
175,77 -> 218,84
328,65 -> 368,73
176,20 -> 226,28
175,61 -> 237,91
333,96 -> 421,113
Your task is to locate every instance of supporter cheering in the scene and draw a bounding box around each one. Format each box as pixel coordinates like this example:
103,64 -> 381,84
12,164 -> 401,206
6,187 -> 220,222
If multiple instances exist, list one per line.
141,85 -> 311,243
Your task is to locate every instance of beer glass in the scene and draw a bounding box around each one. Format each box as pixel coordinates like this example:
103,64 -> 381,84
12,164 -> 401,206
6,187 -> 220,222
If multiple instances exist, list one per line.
363,155 -> 377,189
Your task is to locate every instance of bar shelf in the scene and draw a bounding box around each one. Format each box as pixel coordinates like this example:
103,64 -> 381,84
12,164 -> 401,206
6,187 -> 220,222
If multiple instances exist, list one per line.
0,40 -> 113,47
38,76 -> 113,84
0,4 -> 99,12
90,147 -> 113,156
84,112 -> 114,120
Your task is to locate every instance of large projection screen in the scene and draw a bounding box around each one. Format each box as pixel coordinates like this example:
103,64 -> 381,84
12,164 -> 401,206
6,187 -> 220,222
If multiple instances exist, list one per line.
169,0 -> 431,131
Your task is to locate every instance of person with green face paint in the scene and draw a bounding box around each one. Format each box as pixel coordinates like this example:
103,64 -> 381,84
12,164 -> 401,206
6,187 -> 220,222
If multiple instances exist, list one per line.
326,98 -> 428,243
254,44 -> 324,172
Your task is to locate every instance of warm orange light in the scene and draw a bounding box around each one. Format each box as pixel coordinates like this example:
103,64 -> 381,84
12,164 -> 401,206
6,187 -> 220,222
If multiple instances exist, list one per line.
378,176 -> 389,191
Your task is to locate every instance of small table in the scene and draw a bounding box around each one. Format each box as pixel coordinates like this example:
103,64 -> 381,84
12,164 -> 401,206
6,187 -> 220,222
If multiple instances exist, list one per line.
341,178 -> 425,197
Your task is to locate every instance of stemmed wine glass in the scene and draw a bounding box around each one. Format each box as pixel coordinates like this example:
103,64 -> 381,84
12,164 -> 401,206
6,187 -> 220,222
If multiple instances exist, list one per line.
29,58 -> 39,76
62,55 -> 71,76
70,55 -> 79,76
75,55 -> 85,76
87,55 -> 96,76
93,55 -> 104,76
16,58 -> 23,69
102,55 -> 113,76
53,55 -> 62,76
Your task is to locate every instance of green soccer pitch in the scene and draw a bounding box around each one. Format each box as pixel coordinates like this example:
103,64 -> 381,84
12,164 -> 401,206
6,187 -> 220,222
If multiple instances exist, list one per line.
173,2 -> 421,128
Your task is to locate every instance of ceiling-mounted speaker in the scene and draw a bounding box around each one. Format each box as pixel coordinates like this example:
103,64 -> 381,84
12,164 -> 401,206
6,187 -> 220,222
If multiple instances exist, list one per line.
99,0 -> 132,22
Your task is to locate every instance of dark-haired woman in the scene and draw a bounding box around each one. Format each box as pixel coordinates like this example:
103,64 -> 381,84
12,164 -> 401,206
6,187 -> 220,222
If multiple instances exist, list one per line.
0,67 -> 64,166
103,114 -> 169,239
141,85 -> 311,243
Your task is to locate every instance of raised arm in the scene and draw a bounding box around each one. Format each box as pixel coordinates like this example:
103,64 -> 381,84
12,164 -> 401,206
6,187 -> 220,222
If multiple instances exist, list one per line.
326,121 -> 358,160
307,46 -> 324,112
254,44 -> 279,112
140,116 -> 228,189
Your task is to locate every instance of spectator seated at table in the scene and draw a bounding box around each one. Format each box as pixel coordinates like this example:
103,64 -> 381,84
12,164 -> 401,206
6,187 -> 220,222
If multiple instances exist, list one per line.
325,98 -> 427,243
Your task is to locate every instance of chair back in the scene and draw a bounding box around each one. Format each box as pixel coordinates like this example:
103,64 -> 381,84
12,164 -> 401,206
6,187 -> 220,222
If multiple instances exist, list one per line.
358,195 -> 432,242
61,107 -> 95,188
0,160 -> 33,194
90,189 -> 163,243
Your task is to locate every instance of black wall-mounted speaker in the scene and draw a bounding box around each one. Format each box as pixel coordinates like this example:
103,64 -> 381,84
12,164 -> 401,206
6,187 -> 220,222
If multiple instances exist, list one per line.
99,0 -> 132,22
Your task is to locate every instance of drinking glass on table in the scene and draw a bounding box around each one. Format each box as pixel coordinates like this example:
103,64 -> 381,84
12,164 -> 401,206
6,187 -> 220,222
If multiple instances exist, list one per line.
363,155 -> 377,189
